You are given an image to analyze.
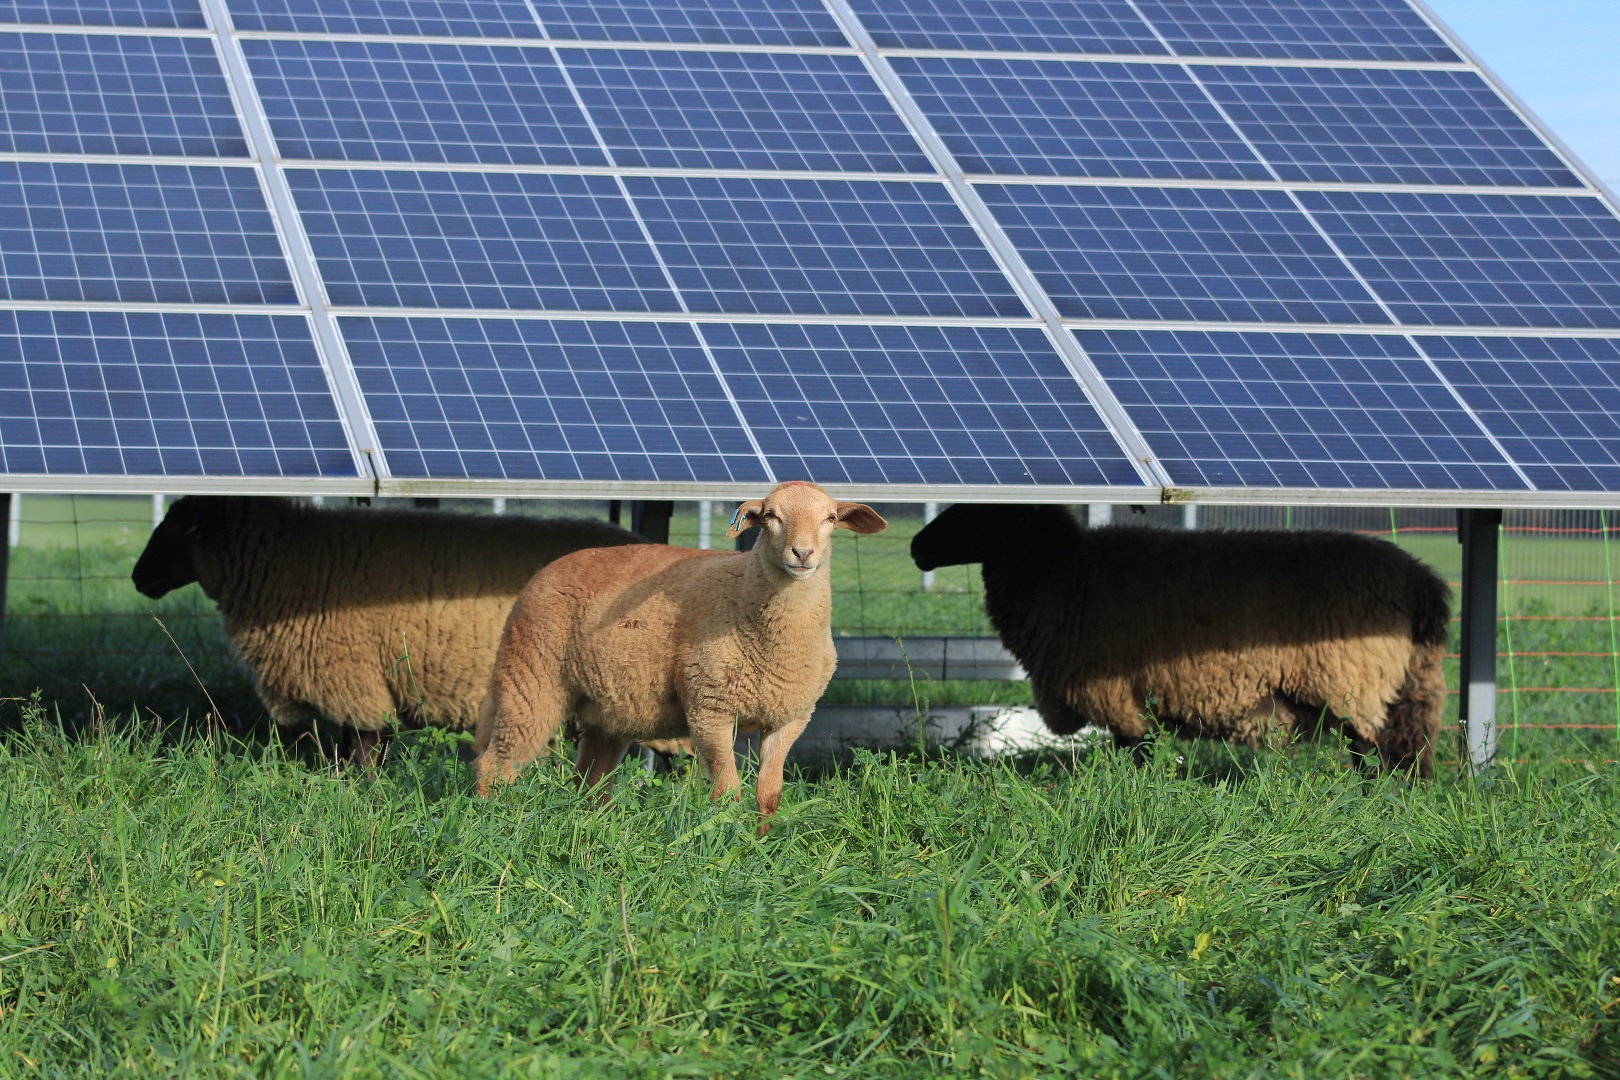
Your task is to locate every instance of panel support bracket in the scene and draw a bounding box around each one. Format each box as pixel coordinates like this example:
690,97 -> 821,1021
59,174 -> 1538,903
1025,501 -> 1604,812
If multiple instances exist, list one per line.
1457,507 -> 1502,774
631,501 -> 674,544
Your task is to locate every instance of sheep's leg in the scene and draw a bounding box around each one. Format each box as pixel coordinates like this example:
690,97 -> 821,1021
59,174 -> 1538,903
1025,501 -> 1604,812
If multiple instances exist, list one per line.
350,728 -> 385,768
473,669 -> 569,797
1377,640 -> 1447,778
1112,730 -> 1150,766
689,720 -> 743,804
755,713 -> 812,832
574,728 -> 631,803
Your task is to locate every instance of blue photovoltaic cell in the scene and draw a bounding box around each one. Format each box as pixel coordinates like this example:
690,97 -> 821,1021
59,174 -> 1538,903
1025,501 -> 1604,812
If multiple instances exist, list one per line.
287,169 -> 680,312
342,316 -> 768,483
0,1 -> 203,28
564,49 -> 929,173
1133,0 -> 1456,62
1419,335 -> 1620,492
0,310 -> 354,477
244,39 -> 607,166
0,161 -> 296,305
701,322 -> 1141,486
626,175 -> 1024,318
1298,190 -> 1620,330
229,0 -> 542,36
1075,328 -> 1523,490
1197,65 -> 1578,188
849,0 -> 1166,54
981,183 -> 1388,324
0,33 -> 245,158
534,0 -> 846,47
892,55 -> 1266,181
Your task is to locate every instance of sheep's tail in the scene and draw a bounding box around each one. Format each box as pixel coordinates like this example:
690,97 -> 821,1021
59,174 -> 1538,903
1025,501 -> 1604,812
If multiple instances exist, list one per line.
1379,639 -> 1447,778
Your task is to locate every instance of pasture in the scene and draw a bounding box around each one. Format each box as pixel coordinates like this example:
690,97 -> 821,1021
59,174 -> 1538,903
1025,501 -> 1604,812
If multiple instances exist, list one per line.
2,496 -> 1619,1075
2,711 -> 1618,1076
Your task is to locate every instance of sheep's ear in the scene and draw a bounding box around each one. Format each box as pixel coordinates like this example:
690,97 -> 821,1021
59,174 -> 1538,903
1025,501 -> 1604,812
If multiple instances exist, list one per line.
835,502 -> 887,535
727,499 -> 764,538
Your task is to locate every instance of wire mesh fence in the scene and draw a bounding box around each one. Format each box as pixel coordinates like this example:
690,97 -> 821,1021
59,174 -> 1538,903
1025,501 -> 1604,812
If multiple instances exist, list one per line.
2,494 -> 1618,760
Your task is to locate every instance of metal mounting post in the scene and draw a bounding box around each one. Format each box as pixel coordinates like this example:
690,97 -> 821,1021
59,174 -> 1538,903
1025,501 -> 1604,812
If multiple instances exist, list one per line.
631,501 -> 674,544
1458,508 -> 1503,774
0,493 -> 9,629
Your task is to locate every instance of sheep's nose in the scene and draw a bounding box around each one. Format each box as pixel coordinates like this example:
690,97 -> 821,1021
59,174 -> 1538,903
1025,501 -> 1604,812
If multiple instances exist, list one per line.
792,546 -> 813,563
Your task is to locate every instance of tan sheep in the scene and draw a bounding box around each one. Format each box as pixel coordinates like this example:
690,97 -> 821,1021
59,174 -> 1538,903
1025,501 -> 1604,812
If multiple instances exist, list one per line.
911,504 -> 1451,775
131,496 -> 640,756
474,481 -> 886,824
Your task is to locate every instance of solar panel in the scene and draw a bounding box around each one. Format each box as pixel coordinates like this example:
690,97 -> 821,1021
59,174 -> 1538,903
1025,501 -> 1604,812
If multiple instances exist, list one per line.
981,183 -> 1390,324
286,168 -> 681,311
700,322 -> 1144,484
0,309 -> 354,477
1133,0 -> 1457,62
564,48 -> 931,173
623,175 -> 1027,318
893,55 -> 1269,181
847,0 -> 1167,55
243,39 -> 607,166
1419,335 -> 1620,493
1075,328 -> 1525,490
1197,65 -> 1581,188
229,0 -> 543,38
1298,191 -> 1620,330
0,161 -> 296,306
0,1 -> 204,29
533,0 -> 847,47
4,0 -> 1620,503
342,316 -> 769,482
0,32 -> 246,158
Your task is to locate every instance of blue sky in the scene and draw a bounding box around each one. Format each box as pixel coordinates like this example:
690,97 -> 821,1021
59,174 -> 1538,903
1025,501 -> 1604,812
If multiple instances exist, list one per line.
1424,0 -> 1620,189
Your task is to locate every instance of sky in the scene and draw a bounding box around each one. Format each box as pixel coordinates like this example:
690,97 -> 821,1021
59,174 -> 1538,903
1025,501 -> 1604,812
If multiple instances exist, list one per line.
1424,0 -> 1620,189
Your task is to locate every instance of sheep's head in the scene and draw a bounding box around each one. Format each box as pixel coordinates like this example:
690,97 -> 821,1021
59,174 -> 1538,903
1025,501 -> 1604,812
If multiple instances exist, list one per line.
911,503 -> 1080,570
727,481 -> 886,581
131,495 -> 232,599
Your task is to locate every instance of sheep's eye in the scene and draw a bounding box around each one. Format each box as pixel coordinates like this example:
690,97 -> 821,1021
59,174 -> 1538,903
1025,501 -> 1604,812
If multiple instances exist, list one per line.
826,515 -> 837,523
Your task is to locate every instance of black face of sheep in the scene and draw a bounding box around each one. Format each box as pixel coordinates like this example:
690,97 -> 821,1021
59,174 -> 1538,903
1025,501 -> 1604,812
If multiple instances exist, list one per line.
911,503 -> 1076,571
132,495 -> 229,599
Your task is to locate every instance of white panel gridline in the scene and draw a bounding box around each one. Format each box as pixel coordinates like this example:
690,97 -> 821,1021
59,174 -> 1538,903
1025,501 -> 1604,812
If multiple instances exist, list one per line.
243,38 -> 609,166
0,31 -> 247,158
892,55 -> 1270,181
341,315 -> 772,483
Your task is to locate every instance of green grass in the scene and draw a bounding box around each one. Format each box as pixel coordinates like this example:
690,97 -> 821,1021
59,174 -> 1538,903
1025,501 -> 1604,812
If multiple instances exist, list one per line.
3,708 -> 1618,1077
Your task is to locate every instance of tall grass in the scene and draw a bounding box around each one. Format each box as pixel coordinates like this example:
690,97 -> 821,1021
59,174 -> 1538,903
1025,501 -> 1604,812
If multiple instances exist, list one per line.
2,704 -> 1617,1077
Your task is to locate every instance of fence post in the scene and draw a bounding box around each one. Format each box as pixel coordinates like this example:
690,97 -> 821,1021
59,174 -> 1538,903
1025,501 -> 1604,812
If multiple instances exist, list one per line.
0,493 -> 9,625
698,500 -> 711,549
492,496 -> 506,515
1181,504 -> 1197,530
1089,504 -> 1112,528
921,500 -> 938,590
151,493 -> 165,530
1458,508 -> 1503,774
6,491 -> 17,548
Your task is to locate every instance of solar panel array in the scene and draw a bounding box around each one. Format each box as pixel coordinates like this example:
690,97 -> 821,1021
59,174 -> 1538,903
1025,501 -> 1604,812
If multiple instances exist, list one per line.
2,0 -> 1619,504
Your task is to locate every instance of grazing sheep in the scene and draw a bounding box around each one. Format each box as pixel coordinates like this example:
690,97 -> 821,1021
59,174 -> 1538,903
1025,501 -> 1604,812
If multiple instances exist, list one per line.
910,504 -> 1450,775
132,496 -> 640,756
475,481 -> 886,824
